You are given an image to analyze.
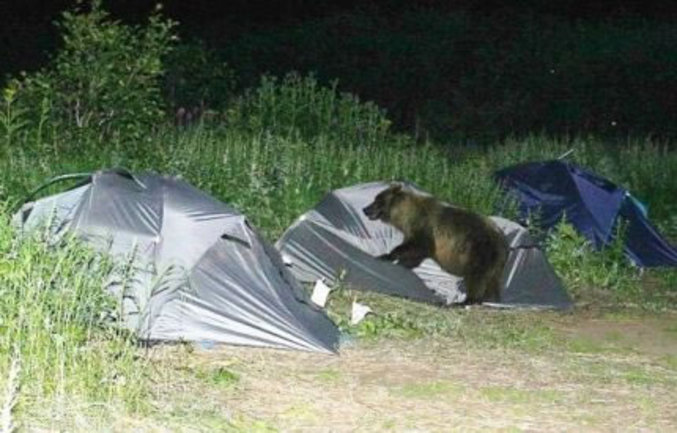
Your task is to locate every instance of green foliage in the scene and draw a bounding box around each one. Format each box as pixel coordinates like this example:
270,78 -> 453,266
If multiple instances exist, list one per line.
0,84 -> 29,149
219,9 -> 677,141
324,285 -> 461,341
479,386 -> 562,404
546,219 -> 641,301
394,381 -> 463,399
0,208 -> 148,407
2,3 -> 675,428
196,366 -> 240,387
9,1 -> 176,141
226,73 -> 391,146
455,312 -> 559,351
322,285 -> 563,351
348,312 -> 423,340
164,40 -> 237,112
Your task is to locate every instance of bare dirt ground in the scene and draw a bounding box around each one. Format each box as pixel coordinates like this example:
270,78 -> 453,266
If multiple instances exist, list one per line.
22,310 -> 677,433
132,310 -> 677,433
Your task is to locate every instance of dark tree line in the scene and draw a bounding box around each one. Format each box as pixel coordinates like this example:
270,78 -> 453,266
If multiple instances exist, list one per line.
3,0 -> 675,79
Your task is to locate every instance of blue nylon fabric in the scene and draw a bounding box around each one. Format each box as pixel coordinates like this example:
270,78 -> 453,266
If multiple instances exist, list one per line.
495,160 -> 677,267
618,199 -> 677,267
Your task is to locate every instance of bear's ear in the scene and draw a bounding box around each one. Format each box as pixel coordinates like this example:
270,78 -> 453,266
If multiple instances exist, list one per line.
389,182 -> 403,193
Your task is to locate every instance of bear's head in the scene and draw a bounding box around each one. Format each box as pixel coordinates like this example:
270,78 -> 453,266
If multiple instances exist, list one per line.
363,182 -> 404,222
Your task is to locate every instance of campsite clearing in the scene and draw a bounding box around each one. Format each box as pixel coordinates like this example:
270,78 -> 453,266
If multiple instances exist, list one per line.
19,309 -> 677,432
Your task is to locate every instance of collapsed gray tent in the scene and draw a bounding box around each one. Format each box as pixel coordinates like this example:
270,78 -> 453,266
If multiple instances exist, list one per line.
15,170 -> 339,353
277,182 -> 572,309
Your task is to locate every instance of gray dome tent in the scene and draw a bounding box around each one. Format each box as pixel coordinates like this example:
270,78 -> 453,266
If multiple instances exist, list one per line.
14,170 -> 339,353
276,182 -> 572,309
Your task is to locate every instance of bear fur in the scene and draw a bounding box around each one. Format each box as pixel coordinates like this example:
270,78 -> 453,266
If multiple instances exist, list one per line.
362,183 -> 509,304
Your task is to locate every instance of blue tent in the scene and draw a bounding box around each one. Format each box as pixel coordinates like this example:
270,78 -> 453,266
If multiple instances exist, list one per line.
495,160 -> 677,267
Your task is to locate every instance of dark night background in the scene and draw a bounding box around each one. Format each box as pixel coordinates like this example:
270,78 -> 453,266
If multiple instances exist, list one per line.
4,0 -> 675,74
2,0 -> 676,140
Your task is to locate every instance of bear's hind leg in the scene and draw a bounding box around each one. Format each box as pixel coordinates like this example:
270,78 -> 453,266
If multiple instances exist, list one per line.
482,269 -> 502,303
463,273 -> 487,305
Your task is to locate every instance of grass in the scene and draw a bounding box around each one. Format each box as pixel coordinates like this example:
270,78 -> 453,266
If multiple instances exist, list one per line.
393,381 -> 464,399
479,386 -> 563,404
2,115 -> 675,428
1,349 -> 20,433
203,330 -> 677,432
325,284 -> 565,351
0,200 -> 674,431
662,355 -> 677,370
0,216 -> 146,382
567,336 -> 621,354
1,24 -> 676,429
5,127 -> 674,309
196,366 -> 240,388
315,368 -> 343,384
0,213 -> 155,431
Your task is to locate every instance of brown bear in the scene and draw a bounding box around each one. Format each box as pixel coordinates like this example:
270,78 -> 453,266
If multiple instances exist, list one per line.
362,183 -> 509,304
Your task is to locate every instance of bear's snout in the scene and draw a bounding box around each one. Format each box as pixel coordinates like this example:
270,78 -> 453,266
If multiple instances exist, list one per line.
363,203 -> 381,220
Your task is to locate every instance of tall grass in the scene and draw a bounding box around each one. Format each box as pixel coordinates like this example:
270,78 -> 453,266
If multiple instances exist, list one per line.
5,125 -> 675,244
3,112 -> 675,310
0,8 -> 676,425
1,348 -> 21,433
3,77 -> 677,242
0,210 -> 149,422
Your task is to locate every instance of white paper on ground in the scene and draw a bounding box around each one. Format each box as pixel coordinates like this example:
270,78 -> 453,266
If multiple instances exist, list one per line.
281,254 -> 293,266
310,278 -> 332,307
351,301 -> 373,325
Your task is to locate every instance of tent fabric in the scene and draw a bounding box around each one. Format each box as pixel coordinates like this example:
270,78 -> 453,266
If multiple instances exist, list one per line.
495,160 -> 677,267
276,182 -> 571,309
14,170 -> 339,354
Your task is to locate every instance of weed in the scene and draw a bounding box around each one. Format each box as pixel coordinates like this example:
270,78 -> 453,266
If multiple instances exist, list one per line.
0,211 -> 149,416
196,366 -> 240,388
662,355 -> 677,371
394,381 -> 464,399
229,416 -> 279,432
315,369 -> 342,384
621,366 -> 659,386
546,219 -> 642,303
456,311 -> 560,351
567,337 -> 617,354
0,348 -> 21,433
479,386 -> 562,404
0,84 -> 28,152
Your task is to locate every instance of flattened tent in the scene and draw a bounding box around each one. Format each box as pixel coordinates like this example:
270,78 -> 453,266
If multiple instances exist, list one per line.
276,182 -> 571,309
495,160 -> 677,267
14,170 -> 339,353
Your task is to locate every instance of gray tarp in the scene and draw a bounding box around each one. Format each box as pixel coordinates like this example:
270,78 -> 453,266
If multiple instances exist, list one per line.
15,170 -> 339,353
276,182 -> 572,309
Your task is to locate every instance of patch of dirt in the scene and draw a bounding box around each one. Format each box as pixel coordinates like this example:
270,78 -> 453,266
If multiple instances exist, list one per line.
94,311 -> 676,433
182,326 -> 677,433
30,310 -> 676,432
554,311 -> 677,357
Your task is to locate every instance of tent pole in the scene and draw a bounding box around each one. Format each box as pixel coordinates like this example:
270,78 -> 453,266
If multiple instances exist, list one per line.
557,148 -> 575,160
11,172 -> 92,213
